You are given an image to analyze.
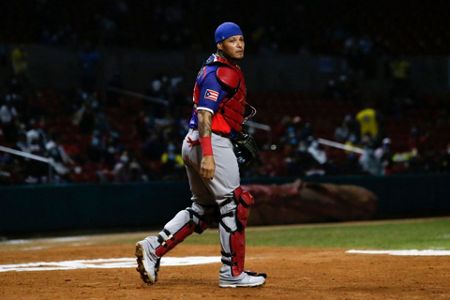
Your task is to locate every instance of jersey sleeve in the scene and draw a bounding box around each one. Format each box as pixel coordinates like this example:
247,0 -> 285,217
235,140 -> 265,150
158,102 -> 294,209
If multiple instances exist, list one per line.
196,70 -> 229,114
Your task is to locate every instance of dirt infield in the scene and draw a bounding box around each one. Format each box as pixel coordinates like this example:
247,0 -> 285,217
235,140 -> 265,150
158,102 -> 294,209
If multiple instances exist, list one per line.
0,233 -> 449,299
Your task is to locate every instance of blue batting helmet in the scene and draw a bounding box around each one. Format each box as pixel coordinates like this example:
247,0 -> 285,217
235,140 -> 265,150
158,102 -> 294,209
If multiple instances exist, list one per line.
214,22 -> 243,43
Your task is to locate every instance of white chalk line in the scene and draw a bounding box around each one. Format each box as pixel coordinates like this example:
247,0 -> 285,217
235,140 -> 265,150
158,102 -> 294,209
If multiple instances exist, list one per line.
0,256 -> 221,273
347,249 -> 450,256
0,236 -> 89,245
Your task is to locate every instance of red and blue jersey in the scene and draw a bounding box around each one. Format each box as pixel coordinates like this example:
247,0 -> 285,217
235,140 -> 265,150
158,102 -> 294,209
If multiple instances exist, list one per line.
189,54 -> 247,136
189,55 -> 229,129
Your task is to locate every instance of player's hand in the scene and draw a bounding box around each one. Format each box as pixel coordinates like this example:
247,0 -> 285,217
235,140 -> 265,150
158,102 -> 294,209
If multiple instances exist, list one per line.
200,155 -> 215,180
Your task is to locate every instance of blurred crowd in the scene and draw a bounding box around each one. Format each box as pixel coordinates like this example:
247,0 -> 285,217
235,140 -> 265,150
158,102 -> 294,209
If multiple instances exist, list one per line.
2,0 -> 450,56
1,47 -> 448,185
264,108 -> 450,178
0,66 -> 191,184
1,1 -> 450,184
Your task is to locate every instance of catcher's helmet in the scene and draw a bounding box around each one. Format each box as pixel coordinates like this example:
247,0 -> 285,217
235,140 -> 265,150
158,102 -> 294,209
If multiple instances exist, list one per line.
215,22 -> 243,43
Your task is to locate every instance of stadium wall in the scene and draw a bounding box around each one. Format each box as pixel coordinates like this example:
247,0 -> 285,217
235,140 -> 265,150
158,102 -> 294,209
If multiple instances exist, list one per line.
1,174 -> 449,236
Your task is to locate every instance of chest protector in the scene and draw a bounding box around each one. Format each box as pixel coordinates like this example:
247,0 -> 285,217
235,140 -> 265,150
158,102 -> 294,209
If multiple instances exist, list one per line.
207,55 -> 247,134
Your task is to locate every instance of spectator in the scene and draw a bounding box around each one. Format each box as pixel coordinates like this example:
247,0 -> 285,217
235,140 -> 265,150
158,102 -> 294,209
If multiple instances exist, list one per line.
129,157 -> 148,182
374,137 -> 393,175
334,114 -> 359,143
24,126 -> 48,183
113,150 -> 131,182
306,138 -> 327,176
359,148 -> 383,176
0,100 -> 18,142
10,45 -> 28,78
356,105 -> 381,142
46,134 -> 74,179
160,141 -> 184,179
113,151 -> 147,182
16,132 -> 29,153
307,138 -> 327,166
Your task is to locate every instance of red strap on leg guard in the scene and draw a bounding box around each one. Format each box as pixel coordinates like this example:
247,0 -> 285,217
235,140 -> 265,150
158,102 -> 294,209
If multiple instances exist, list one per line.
155,222 -> 197,257
229,187 -> 254,276
230,231 -> 246,276
234,187 -> 254,207
233,186 -> 243,201
235,189 -> 254,229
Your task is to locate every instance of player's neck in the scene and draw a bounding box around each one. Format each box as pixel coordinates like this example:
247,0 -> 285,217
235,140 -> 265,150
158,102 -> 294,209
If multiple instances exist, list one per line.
216,50 -> 239,65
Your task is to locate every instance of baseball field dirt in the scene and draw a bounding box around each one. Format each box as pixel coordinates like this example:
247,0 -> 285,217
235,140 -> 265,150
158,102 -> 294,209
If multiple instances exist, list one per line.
0,232 -> 449,299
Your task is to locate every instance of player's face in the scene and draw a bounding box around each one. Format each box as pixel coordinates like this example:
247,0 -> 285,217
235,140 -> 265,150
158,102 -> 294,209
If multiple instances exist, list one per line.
218,35 -> 245,60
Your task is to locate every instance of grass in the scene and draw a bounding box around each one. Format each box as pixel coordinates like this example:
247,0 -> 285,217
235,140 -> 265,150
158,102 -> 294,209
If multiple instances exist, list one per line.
183,217 -> 450,249
5,217 -> 447,251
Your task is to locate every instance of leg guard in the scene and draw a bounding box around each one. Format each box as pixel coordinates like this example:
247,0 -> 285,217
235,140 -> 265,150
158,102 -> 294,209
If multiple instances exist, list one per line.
219,187 -> 254,277
152,202 -> 212,257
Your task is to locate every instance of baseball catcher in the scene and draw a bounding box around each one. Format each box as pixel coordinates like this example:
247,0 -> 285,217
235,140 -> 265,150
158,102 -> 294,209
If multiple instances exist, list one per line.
135,22 -> 266,288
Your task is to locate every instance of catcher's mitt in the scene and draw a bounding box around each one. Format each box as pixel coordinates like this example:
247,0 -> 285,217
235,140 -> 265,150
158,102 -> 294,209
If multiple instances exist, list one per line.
232,131 -> 259,168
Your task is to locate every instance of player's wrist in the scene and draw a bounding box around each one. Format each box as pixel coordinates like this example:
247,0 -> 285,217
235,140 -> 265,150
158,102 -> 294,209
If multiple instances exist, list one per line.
200,136 -> 213,156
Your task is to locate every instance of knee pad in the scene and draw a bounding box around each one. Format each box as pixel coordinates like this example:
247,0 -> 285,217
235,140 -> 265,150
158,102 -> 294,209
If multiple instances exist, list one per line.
233,186 -> 254,230
219,187 -> 254,232
186,207 -> 208,234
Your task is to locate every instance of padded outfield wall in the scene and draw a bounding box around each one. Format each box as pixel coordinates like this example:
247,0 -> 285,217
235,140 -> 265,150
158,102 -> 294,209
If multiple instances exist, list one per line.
0,173 -> 449,236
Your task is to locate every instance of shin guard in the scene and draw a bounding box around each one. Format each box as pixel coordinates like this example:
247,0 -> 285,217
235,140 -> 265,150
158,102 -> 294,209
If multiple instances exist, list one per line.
154,203 -> 210,257
219,187 -> 254,276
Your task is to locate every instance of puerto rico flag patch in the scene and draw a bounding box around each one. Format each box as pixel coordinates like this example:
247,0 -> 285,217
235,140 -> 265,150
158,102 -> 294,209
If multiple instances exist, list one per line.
204,89 -> 219,101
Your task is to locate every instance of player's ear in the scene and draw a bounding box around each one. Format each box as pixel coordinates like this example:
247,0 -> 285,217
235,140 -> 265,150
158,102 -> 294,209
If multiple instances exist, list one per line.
216,42 -> 223,51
